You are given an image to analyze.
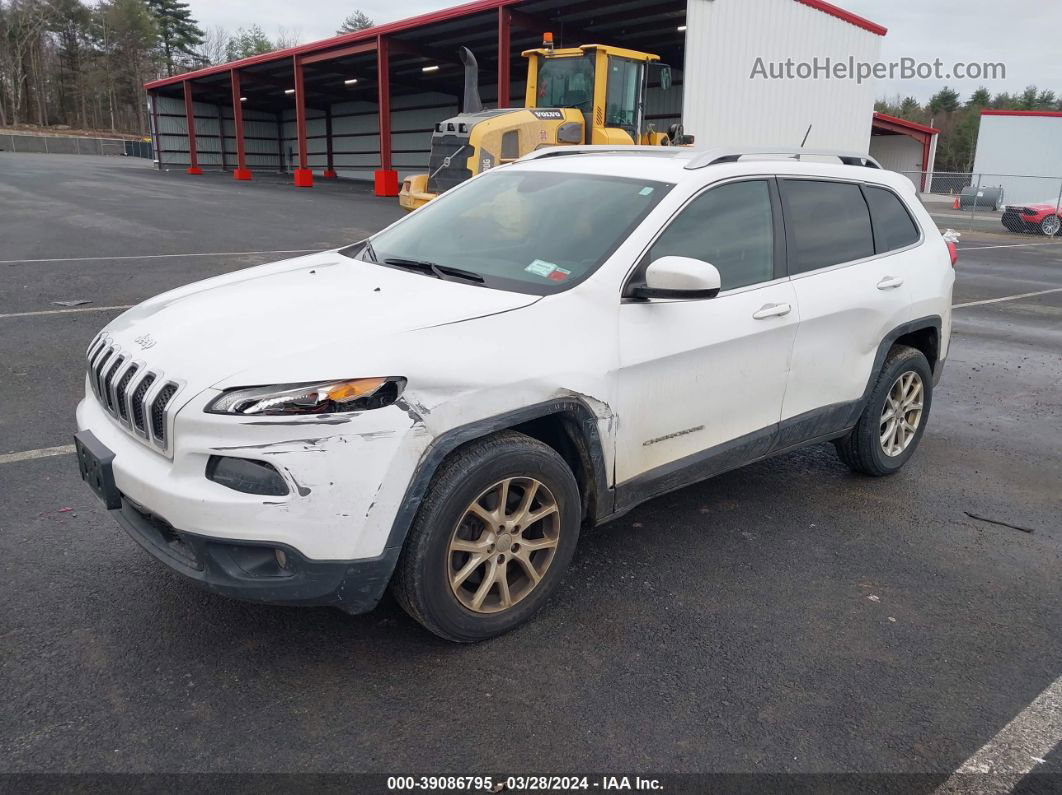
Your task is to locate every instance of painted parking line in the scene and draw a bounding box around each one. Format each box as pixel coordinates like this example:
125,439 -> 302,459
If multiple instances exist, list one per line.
957,241 -> 1062,251
936,674 -> 1062,793
0,445 -> 76,466
0,305 -> 134,320
953,287 -> 1062,309
0,248 -> 319,265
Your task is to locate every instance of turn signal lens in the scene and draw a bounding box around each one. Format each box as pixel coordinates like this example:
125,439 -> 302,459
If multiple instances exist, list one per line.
324,377 -> 387,403
206,377 -> 406,416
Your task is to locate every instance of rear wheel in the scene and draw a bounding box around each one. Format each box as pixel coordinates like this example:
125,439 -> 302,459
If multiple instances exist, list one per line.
391,431 -> 580,642
834,346 -> 933,476
1040,215 -> 1061,237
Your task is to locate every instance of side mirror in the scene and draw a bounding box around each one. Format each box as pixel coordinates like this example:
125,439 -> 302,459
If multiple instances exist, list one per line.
630,256 -> 721,300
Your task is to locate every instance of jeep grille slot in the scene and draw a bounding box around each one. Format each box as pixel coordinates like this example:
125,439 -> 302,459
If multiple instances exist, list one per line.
102,356 -> 125,411
151,383 -> 178,444
131,373 -> 156,433
115,364 -> 139,420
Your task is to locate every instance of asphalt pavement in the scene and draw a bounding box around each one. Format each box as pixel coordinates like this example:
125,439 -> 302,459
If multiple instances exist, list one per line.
1,154 -> 1059,787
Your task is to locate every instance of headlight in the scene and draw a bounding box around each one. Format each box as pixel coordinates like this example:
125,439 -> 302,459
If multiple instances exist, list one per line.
206,377 -> 406,416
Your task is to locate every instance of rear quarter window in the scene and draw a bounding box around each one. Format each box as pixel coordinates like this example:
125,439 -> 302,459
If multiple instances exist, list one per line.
780,179 -> 875,274
865,185 -> 921,252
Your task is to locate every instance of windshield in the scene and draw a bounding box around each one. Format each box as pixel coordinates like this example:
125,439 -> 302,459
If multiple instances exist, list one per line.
346,170 -> 671,295
537,54 -> 595,111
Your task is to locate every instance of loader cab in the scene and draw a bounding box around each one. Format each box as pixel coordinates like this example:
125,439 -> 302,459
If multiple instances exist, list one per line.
523,40 -> 672,146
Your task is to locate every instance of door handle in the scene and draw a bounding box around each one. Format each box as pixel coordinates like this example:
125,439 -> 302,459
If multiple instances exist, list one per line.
752,302 -> 792,320
877,276 -> 904,290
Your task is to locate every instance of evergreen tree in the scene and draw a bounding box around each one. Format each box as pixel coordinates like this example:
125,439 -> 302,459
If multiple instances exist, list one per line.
225,24 -> 273,61
337,10 -> 373,34
145,0 -> 202,76
928,86 -> 960,115
966,87 -> 990,108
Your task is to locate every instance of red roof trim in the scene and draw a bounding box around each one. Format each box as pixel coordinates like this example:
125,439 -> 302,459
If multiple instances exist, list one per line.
980,109 -> 1062,118
146,0 -> 887,90
793,0 -> 888,36
144,0 -> 520,90
873,112 -> 940,136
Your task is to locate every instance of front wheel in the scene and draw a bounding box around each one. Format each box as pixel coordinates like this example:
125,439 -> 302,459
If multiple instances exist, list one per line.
391,431 -> 581,642
1040,215 -> 1061,237
834,346 -> 933,476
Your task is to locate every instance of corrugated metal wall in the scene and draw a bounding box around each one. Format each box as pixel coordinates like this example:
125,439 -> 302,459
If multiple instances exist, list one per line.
972,115 -> 1062,205
153,94 -> 281,170
869,135 -> 923,189
682,0 -> 881,152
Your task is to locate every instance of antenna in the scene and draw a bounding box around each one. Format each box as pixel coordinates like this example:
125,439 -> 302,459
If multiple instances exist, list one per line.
800,124 -> 813,148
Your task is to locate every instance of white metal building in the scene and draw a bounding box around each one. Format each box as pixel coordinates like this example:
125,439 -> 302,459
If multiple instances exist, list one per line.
972,110 -> 1062,206
146,0 -> 888,194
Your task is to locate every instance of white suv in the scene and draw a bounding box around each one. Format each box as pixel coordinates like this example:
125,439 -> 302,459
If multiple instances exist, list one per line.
75,146 -> 955,641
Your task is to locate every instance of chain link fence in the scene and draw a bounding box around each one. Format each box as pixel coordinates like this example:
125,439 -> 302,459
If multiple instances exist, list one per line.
0,132 -> 152,159
900,170 -> 1062,240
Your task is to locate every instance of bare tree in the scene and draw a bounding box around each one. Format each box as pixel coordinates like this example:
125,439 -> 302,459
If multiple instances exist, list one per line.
0,0 -> 51,126
194,24 -> 229,66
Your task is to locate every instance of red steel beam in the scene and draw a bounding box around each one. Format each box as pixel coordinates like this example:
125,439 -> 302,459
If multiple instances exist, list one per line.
148,92 -> 161,170
301,40 -> 377,65
183,80 -> 202,174
375,35 -> 398,196
497,7 -> 511,108
323,106 -> 337,178
293,55 -> 313,187
378,36 -> 392,173
230,69 -> 251,180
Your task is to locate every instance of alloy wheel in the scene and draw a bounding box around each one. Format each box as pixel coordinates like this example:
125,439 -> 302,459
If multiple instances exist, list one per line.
447,477 -> 561,613
880,371 -> 924,457
1042,215 -> 1061,237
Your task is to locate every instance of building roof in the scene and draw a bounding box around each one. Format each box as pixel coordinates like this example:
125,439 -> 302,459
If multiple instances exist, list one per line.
980,110 -> 1062,118
873,112 -> 940,136
144,0 -> 887,92
793,0 -> 887,36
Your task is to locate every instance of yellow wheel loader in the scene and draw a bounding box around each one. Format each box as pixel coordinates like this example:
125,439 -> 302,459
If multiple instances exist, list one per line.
398,34 -> 691,211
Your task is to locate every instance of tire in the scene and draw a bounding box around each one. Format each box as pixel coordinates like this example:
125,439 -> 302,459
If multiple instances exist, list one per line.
391,431 -> 581,642
834,346 -> 933,477
1040,215 -> 1061,237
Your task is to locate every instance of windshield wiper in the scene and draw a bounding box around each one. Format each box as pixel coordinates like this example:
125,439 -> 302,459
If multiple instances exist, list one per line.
363,239 -> 378,263
383,257 -> 484,284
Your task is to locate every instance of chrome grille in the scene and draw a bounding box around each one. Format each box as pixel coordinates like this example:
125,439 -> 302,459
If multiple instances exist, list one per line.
85,334 -> 182,454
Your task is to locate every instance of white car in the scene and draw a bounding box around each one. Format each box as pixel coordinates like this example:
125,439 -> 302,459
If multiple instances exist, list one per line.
75,146 -> 955,641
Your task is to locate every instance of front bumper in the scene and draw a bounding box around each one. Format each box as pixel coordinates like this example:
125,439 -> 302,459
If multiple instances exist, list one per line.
110,494 -> 398,610
75,381 -> 432,607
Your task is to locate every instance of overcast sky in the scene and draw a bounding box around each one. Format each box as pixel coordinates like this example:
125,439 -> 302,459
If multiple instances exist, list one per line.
184,0 -> 1060,103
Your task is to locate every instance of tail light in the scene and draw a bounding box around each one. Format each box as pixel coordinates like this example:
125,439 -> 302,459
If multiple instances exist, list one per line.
946,240 -> 958,267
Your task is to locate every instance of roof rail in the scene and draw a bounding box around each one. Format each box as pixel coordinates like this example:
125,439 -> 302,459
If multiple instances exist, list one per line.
516,145 -> 681,162
685,147 -> 882,170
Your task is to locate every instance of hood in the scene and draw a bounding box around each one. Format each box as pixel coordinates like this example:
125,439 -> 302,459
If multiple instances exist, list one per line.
101,250 -> 539,395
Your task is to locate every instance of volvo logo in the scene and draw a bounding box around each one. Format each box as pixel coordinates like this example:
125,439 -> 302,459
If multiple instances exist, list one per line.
134,333 -> 157,350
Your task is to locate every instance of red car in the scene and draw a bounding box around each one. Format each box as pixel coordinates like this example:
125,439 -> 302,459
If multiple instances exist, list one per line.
1001,202 -> 1062,236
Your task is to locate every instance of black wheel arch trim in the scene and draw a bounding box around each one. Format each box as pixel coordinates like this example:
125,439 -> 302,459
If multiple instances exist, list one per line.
383,396 -> 612,555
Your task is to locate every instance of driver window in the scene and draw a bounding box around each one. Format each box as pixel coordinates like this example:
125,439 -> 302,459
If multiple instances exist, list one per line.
648,180 -> 776,291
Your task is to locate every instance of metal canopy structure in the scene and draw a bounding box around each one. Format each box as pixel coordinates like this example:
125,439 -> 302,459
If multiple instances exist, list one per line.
143,0 -> 885,194
870,112 -> 940,192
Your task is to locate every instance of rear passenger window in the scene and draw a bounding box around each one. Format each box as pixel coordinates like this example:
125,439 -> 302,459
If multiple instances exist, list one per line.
648,180 -> 776,290
865,186 -> 920,252
780,180 -> 874,274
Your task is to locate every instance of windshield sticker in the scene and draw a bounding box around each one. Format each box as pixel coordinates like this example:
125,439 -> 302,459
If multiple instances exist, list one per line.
639,186 -> 655,196
525,259 -> 558,278
547,267 -> 572,282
